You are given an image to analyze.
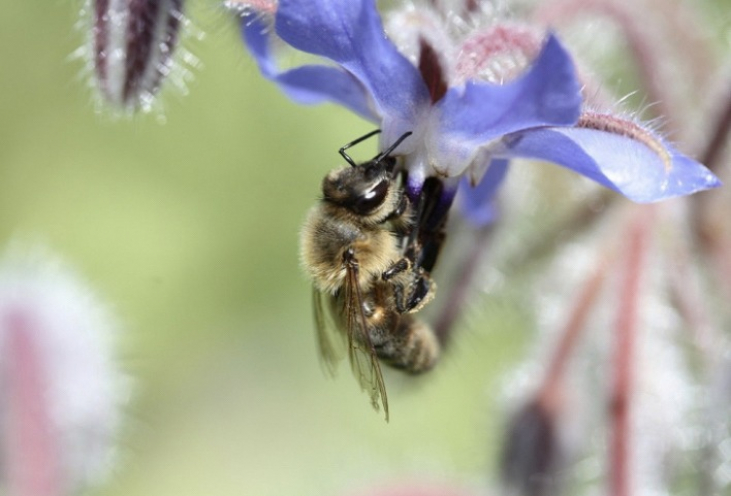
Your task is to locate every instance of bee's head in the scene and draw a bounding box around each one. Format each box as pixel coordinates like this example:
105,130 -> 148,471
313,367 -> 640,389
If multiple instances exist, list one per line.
322,159 -> 397,220
321,130 -> 412,221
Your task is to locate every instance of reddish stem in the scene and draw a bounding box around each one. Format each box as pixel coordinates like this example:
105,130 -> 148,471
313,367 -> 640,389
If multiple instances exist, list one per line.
700,85 -> 731,173
4,311 -> 62,496
692,84 -> 731,251
609,208 -> 651,496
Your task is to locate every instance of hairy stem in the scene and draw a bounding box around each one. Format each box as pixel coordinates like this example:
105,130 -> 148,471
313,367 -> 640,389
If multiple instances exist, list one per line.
609,207 -> 651,496
700,84 -> 731,173
690,82 -> 731,257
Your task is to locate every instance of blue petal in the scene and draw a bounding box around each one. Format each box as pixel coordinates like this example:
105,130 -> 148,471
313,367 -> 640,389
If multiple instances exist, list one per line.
275,66 -> 376,119
242,15 -> 376,119
459,159 -> 510,226
274,0 -> 429,143
498,128 -> 721,202
430,34 -> 581,175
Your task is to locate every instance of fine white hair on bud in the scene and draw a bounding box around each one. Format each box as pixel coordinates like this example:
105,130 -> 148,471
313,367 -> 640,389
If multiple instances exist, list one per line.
82,0 -> 194,112
0,244 -> 126,494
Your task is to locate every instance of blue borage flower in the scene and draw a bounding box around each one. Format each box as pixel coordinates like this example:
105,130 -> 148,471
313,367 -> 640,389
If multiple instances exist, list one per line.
233,0 -> 719,225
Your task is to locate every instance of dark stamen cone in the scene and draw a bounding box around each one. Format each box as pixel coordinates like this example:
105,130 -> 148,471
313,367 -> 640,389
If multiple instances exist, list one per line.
418,38 -> 448,104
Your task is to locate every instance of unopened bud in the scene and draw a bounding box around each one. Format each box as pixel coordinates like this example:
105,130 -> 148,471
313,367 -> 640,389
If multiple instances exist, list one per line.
500,400 -> 565,496
0,245 -> 125,494
92,0 -> 184,111
347,480 -> 476,496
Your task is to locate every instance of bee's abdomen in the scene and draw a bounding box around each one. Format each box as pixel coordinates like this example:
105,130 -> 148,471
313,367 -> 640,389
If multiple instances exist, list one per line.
376,316 -> 440,374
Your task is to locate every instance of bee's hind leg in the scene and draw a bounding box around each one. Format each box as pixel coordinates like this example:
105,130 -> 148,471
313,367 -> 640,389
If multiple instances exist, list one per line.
388,267 -> 436,314
403,268 -> 436,313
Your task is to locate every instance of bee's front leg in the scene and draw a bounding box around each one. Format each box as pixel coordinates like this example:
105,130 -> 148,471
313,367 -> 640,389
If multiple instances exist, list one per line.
384,192 -> 409,222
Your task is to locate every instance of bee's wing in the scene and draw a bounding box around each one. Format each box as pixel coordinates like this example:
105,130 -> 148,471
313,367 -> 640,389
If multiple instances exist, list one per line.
343,262 -> 389,421
312,287 -> 346,376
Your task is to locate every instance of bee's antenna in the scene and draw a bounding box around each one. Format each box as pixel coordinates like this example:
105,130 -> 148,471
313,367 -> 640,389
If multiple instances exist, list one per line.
339,129 -> 382,167
374,131 -> 413,162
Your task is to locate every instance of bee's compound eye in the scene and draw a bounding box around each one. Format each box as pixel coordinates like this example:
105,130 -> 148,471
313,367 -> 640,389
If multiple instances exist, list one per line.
351,180 -> 389,215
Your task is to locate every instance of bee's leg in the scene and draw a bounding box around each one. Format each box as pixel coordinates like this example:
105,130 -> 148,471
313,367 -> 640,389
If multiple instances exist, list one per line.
382,257 -> 411,281
384,193 -> 412,237
389,267 -> 436,314
417,230 -> 446,273
402,269 -> 436,313
402,177 -> 451,272
391,282 -> 408,314
382,257 -> 414,314
384,193 -> 409,221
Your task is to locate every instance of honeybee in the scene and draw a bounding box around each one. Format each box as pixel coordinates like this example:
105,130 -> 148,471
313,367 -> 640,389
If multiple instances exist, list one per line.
300,130 -> 441,420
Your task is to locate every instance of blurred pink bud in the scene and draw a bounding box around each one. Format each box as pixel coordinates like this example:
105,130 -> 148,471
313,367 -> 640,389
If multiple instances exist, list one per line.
347,480 -> 477,496
0,246 -> 125,495
224,0 -> 277,15
92,0 -> 184,111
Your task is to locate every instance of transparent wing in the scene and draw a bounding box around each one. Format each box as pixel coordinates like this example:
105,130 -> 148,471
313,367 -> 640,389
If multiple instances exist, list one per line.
312,287 -> 346,376
343,262 -> 389,421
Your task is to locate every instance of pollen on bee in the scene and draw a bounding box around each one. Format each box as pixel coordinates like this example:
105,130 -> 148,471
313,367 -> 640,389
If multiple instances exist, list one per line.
578,112 -> 673,173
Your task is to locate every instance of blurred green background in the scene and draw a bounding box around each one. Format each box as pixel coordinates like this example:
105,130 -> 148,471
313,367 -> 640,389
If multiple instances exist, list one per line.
0,2 -> 529,495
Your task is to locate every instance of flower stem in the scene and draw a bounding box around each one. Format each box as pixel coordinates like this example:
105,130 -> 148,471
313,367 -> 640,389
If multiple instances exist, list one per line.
699,84 -> 731,173
609,208 -> 651,496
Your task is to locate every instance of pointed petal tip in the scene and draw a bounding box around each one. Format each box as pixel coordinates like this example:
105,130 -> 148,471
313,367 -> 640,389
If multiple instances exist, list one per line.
500,126 -> 722,204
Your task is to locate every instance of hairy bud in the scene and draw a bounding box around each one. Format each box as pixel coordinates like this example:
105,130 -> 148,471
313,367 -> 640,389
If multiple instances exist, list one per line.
92,0 -> 184,111
500,400 -> 566,496
0,245 -> 126,494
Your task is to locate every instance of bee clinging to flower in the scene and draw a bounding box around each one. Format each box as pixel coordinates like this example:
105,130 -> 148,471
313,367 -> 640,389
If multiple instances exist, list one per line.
229,0 -> 720,418
301,130 -> 440,420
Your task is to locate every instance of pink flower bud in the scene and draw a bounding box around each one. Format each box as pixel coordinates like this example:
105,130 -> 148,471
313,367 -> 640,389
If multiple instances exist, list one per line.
347,480 -> 477,496
0,246 -> 125,495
